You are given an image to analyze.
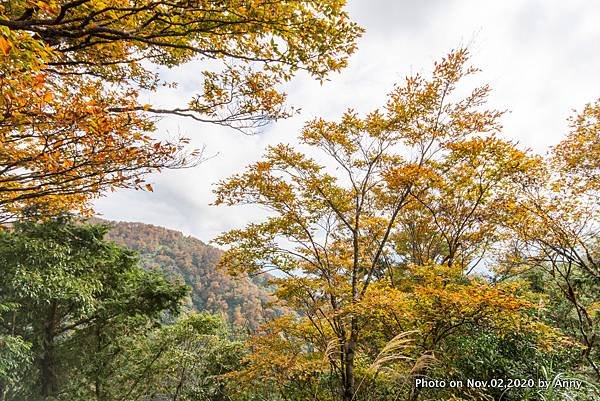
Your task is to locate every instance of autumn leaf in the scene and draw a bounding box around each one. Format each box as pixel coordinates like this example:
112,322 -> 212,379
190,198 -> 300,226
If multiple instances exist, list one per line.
0,0 -> 361,221
0,36 -> 11,55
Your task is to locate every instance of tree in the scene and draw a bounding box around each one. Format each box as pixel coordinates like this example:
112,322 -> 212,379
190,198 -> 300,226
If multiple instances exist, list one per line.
108,312 -> 244,401
214,49 -> 539,401
0,0 -> 362,221
502,100 -> 600,378
0,217 -> 188,400
234,264 -> 561,401
0,326 -> 30,401
350,264 -> 565,401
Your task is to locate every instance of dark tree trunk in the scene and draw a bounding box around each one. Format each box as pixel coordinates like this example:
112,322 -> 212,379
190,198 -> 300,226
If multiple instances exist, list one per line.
40,302 -> 58,400
342,320 -> 358,401
342,342 -> 356,401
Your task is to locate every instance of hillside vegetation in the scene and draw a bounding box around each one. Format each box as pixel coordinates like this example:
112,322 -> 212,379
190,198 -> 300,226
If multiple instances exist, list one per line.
102,219 -> 279,330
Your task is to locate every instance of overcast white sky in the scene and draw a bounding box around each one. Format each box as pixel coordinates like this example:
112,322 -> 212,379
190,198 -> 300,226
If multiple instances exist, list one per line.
94,0 -> 600,242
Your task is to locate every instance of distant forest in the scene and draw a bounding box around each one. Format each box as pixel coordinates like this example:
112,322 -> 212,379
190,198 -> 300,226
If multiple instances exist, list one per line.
103,220 -> 281,330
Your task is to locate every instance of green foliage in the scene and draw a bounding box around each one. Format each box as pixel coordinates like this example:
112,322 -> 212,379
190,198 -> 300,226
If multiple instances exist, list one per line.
0,217 -> 188,400
117,313 -> 245,401
517,267 -> 600,377
441,331 -> 565,401
54,311 -> 244,401
0,333 -> 31,396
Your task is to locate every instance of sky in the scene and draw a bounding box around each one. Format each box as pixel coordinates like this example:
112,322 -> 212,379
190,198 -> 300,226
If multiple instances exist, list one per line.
94,0 -> 600,243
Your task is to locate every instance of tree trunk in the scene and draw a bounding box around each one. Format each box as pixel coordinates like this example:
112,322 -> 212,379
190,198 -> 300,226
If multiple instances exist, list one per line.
94,324 -> 105,401
342,342 -> 355,401
342,321 -> 358,401
40,303 -> 58,400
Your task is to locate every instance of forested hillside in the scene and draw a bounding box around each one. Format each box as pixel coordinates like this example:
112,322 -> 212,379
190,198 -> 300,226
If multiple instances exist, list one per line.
100,219 -> 279,330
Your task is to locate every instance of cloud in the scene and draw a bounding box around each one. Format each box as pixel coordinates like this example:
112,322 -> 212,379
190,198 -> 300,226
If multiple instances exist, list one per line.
95,0 -> 600,241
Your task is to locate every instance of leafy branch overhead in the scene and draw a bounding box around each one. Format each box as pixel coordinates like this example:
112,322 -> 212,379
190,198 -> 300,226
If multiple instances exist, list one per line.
1,0 -> 361,126
0,0 -> 362,221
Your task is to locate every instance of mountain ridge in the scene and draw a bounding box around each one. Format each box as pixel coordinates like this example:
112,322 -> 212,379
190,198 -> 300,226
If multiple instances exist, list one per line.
92,218 -> 279,330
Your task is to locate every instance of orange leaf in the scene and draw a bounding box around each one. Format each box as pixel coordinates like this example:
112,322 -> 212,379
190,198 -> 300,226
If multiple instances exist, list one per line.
0,36 -> 11,56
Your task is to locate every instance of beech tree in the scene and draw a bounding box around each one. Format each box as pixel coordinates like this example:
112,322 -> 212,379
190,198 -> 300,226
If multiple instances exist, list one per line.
0,0 -> 362,221
214,50 -> 545,401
